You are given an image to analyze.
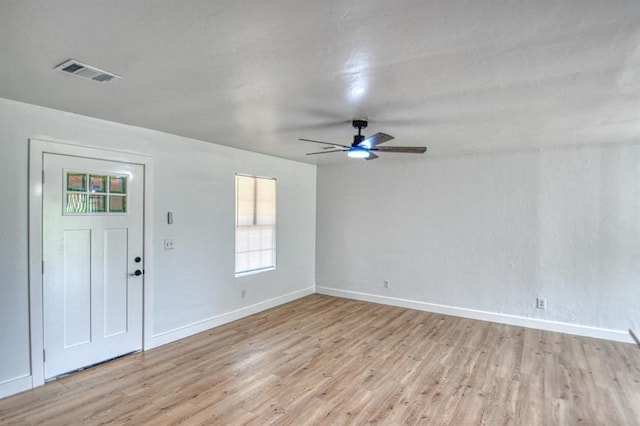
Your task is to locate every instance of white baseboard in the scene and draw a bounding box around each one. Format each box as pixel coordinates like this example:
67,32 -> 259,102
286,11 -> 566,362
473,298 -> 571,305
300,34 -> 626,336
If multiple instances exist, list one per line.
316,286 -> 634,344
0,375 -> 32,399
148,287 -> 315,349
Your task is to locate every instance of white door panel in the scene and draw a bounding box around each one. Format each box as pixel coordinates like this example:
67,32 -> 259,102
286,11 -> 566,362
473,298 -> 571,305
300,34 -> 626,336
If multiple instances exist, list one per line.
104,228 -> 129,337
43,153 -> 144,379
62,229 -> 92,347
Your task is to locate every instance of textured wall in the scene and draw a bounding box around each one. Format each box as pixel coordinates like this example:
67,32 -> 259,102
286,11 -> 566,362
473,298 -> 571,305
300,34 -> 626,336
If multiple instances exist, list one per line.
316,145 -> 640,332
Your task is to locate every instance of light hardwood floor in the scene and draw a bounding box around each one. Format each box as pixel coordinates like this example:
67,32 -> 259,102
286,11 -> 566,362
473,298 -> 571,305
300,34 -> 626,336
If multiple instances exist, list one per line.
1,295 -> 639,425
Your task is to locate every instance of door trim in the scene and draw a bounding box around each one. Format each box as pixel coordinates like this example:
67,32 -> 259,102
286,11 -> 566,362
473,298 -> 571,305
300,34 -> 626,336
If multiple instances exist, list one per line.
29,139 -> 154,388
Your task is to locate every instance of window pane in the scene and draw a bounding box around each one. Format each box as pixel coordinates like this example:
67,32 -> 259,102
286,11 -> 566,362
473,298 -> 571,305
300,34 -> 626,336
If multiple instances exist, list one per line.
260,227 -> 273,249
88,195 -> 106,213
67,173 -> 86,192
235,252 -> 249,273
236,175 -> 255,226
66,193 -> 87,213
235,227 -> 249,252
109,176 -> 127,194
109,195 -> 126,213
89,175 -> 107,193
256,178 -> 275,225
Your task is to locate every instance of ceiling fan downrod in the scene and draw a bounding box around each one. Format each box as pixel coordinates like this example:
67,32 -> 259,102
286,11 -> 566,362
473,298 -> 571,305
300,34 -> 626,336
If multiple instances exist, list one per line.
352,120 -> 367,146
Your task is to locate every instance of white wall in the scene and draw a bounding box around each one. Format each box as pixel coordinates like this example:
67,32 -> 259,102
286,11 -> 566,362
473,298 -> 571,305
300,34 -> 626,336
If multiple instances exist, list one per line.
316,145 -> 640,340
0,98 -> 316,396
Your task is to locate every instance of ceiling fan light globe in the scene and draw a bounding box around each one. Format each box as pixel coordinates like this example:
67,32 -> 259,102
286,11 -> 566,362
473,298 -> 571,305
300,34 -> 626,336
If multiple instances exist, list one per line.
347,148 -> 370,159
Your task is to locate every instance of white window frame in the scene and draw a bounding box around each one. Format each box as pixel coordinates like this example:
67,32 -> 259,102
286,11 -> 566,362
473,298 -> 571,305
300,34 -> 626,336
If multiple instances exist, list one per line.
234,174 -> 276,276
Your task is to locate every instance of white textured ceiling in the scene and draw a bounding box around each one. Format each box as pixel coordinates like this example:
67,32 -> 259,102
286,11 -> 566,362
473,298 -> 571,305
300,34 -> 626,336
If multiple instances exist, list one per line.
1,0 -> 639,163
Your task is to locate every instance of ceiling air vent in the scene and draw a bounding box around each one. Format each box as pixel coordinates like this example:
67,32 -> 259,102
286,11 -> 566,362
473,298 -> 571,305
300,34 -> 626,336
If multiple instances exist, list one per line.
54,59 -> 122,83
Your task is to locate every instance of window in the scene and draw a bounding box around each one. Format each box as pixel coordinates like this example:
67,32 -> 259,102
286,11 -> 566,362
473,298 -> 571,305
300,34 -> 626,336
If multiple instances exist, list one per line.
65,171 -> 128,214
235,174 -> 276,275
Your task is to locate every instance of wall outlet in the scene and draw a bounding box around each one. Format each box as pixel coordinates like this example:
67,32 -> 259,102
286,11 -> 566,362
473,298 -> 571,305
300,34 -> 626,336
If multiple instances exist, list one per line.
536,297 -> 546,309
241,290 -> 246,299
383,280 -> 390,289
163,239 -> 175,250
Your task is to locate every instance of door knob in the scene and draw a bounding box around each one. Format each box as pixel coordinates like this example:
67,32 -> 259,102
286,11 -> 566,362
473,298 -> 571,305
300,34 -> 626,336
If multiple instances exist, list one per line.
129,269 -> 143,276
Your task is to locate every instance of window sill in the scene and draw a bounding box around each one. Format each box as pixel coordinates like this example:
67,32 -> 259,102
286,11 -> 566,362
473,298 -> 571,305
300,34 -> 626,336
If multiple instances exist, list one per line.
234,267 -> 275,278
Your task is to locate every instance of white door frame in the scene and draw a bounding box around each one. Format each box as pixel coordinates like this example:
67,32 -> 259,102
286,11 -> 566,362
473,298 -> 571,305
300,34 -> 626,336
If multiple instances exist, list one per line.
28,139 -> 154,388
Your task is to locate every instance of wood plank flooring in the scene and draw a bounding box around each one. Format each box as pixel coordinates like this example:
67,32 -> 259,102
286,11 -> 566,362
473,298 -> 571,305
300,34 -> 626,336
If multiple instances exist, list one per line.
1,294 -> 639,425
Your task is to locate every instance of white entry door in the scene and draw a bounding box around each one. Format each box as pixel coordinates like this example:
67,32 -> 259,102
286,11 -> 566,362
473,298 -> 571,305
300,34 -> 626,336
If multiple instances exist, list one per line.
43,153 -> 144,379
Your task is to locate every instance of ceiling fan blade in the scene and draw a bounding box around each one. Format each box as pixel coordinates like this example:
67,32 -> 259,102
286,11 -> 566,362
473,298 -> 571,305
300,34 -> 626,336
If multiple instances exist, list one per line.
365,152 -> 379,160
361,132 -> 394,148
299,138 -> 351,149
305,149 -> 346,156
374,146 -> 427,154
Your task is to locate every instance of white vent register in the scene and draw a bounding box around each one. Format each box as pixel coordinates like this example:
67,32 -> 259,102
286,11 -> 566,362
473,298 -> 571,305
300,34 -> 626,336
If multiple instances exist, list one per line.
54,59 -> 121,83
